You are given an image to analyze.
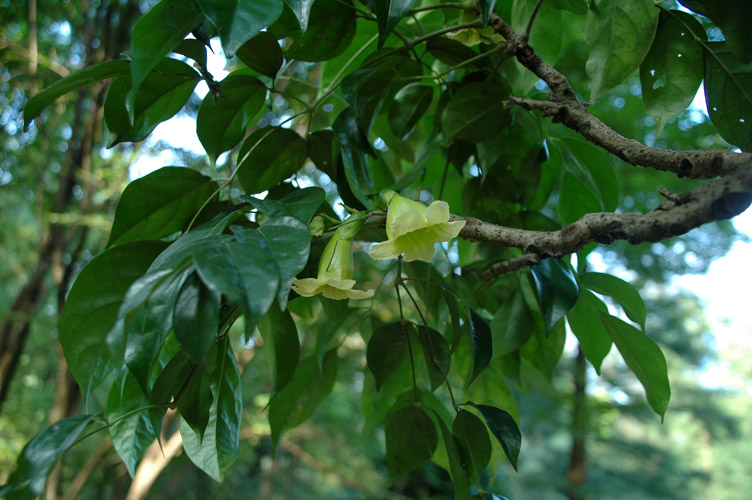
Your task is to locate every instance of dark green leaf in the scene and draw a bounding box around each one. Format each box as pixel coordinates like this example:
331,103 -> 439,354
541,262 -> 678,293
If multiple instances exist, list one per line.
307,130 -> 337,178
196,73 -> 266,163
237,127 -> 308,194
679,0 -> 752,63
531,259 -> 580,334
173,272 -> 220,367
559,172 -> 602,224
599,312 -> 671,419
557,137 -> 619,212
3,414 -> 98,499
367,322 -> 415,391
333,106 -> 377,157
255,217 -> 311,307
433,411 -> 471,499
452,409 -> 492,484
512,0 -> 564,66
284,0 -> 357,62
388,83 -> 434,140
340,147 -> 377,209
417,325 -> 450,392
181,337 -> 242,481
521,320 -> 566,379
469,403 -> 521,471
490,289 -> 534,359
551,0 -> 588,15
60,240 -> 168,404
244,187 -> 326,224
566,290 -> 613,374
284,0 -> 316,31
23,60 -> 130,129
104,58 -> 199,146
315,296 -> 354,368
176,368 -> 213,440
374,0 -> 417,48
258,304 -> 301,397
640,10 -> 705,134
197,0 -> 283,57
385,405 -> 438,479
586,0 -> 659,100
128,0 -> 203,114
579,272 -> 647,329
479,0 -> 496,26
442,83 -> 509,144
236,32 -> 284,78
172,38 -> 208,68
269,350 -> 338,452
107,167 -> 219,247
467,309 -> 492,386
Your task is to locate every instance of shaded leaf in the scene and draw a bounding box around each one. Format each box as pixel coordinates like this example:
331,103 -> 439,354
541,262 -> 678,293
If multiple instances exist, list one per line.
468,403 -> 521,471
385,405 -> 438,479
490,289 -> 534,359
375,0 -> 417,48
679,0 -> 752,64
172,38 -> 208,68
479,0 -> 497,26
467,309 -> 492,386
433,411 -> 471,500
236,32 -> 284,78
173,272 -> 220,367
559,172 -> 602,224
566,290 -> 613,374
197,0 -> 283,57
417,325 -> 450,392
237,127 -> 308,194
531,258 -> 580,334
452,409 -> 492,484
579,272 -> 647,329
244,187 -> 326,224
284,0 -> 357,62
367,322 -> 415,391
258,304 -> 301,398
284,0 -> 316,32
442,83 -> 509,144
388,83 -> 433,140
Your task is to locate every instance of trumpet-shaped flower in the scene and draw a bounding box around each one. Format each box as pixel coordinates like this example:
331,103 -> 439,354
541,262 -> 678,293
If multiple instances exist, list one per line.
292,214 -> 374,300
369,190 -> 465,262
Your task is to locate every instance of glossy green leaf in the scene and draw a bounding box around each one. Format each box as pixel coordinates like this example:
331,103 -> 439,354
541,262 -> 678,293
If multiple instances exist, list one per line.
417,325 -> 450,392
107,167 -> 219,247
173,272 -> 219,367
586,0 -> 659,100
269,350 -> 338,452
197,0 -> 283,57
258,304 -> 301,397
531,258 -> 580,334
244,187 -> 326,224
579,272 -> 647,329
3,414 -> 98,499
23,60 -> 130,129
469,403 -> 521,471
599,312 -> 671,419
340,147 -> 377,209
566,289 -> 612,374
385,405 -> 438,479
490,289 -> 534,359
559,172 -> 603,224
172,38 -> 208,68
388,83 -> 433,140
196,73 -> 267,163
640,10 -> 705,135
236,32 -> 284,78
679,0 -> 752,64
333,106 -> 377,157
375,0 -> 417,48
467,309 -> 492,386
60,240 -> 168,404
367,322 -> 414,391
479,0 -> 496,26
704,42 -> 752,152
284,0 -> 357,62
237,127 -> 308,194
128,0 -> 203,115
452,409 -> 492,484
107,371 -> 158,476
104,58 -> 199,146
148,351 -> 193,420
442,83 -> 509,144
433,412 -> 471,500
193,235 -> 280,338
284,0 -> 316,31
176,367 -> 213,440
181,337 -> 242,482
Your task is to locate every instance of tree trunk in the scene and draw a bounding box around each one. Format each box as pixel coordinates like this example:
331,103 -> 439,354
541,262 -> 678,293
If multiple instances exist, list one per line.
566,345 -> 587,500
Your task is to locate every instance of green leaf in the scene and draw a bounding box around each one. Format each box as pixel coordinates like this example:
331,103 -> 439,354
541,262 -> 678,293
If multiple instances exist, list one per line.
193,235 -> 280,338
107,371 -> 158,476
284,0 -> 357,62
566,290 -> 613,374
521,320 -> 565,379
512,0 -> 563,66
23,60 -> 130,129
598,312 -> 671,418
181,337 -> 242,482
269,350 -> 339,452
442,83 -> 509,144
467,309 -> 492,386
128,0 -> 203,115
374,0 -> 417,48
452,409 -> 492,485
468,403 -> 521,471
367,322 -> 415,391
679,0 -> 752,64
237,127 -> 308,194
557,137 -> 619,212
579,272 -> 647,329
284,0 -> 316,31
586,0 -> 659,100
385,405 -> 438,479
417,325 -> 450,392
196,73 -> 267,163
333,106 -> 377,157
60,240 -> 168,404
704,42 -> 752,152
531,259 -> 580,334
479,0 -> 496,26
104,58 -> 199,146
258,304 -> 301,397
244,187 -> 326,224
340,147 -> 377,209
490,289 -> 534,359
3,414 -> 98,499
640,10 -> 705,135
388,83 -> 434,140
172,38 -> 208,68
197,0 -> 283,57
433,412 -> 471,500
107,167 -> 219,247
551,0 -> 588,15
315,297 -> 354,367
236,32 -> 284,78
559,172 -> 603,224
175,367 -> 213,440
173,272 -> 220,367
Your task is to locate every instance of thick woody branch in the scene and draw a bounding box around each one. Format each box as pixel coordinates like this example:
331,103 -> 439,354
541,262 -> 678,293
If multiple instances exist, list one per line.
508,96 -> 752,179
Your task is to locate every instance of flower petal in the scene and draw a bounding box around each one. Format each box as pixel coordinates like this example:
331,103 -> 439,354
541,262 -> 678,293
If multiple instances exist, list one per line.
369,239 -> 401,260
424,200 -> 451,224
292,278 -> 325,297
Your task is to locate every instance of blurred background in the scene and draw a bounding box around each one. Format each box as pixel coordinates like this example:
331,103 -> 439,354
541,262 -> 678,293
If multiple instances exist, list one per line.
1,1 -> 751,499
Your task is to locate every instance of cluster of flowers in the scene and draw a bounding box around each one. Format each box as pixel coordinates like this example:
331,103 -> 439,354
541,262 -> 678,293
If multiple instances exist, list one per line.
292,190 -> 466,300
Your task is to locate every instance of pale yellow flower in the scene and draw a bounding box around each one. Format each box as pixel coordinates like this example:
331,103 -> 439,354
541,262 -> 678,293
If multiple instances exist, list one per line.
369,190 -> 465,262
292,214 -> 374,300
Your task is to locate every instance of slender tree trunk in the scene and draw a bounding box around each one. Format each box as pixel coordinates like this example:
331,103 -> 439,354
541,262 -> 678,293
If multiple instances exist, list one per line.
566,346 -> 587,500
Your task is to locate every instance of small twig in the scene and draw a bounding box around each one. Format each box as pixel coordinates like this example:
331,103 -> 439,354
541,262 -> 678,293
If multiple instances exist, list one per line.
524,0 -> 546,39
